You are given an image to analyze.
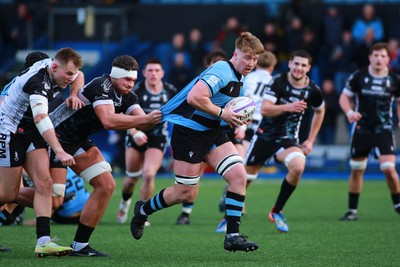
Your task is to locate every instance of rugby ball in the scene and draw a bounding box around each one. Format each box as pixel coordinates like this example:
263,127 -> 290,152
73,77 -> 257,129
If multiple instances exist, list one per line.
225,96 -> 256,122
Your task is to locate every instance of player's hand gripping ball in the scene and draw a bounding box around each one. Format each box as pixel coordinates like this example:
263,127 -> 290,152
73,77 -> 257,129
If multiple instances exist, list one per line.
225,96 -> 256,122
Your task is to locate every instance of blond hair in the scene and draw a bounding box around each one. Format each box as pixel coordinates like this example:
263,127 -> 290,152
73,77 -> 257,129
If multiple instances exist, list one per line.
235,32 -> 264,55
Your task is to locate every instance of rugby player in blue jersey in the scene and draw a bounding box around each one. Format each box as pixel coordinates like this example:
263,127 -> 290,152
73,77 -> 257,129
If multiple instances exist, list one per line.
130,32 -> 264,252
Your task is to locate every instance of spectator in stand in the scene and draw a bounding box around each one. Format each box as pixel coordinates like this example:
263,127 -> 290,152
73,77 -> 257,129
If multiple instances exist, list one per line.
319,6 -> 345,80
318,78 -> 341,145
330,30 -> 357,95
259,21 -> 284,72
285,16 -> 303,55
187,28 -> 207,75
214,16 -> 245,56
351,4 -> 384,44
300,27 -> 320,84
7,3 -> 34,50
166,32 -> 192,76
168,52 -> 193,91
388,7 -> 400,41
259,21 -> 284,58
354,28 -> 376,69
388,38 -> 400,73
322,6 -> 344,51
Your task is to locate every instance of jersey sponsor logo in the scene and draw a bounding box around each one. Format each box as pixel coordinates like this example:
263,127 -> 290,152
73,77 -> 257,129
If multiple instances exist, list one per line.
101,79 -> 112,93
371,85 -> 383,91
361,89 -> 389,96
292,89 -> 301,95
372,79 -> 383,85
206,75 -> 220,88
115,100 -> 122,107
0,133 -> 7,158
289,96 -> 300,103
42,80 -> 51,91
150,96 -> 162,101
150,103 -> 161,109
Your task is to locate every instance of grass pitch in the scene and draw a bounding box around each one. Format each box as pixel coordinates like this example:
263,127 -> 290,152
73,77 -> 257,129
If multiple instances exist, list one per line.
1,176 -> 399,266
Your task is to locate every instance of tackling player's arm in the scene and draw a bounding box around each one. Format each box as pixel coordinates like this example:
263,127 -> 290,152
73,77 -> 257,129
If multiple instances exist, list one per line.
93,103 -> 162,131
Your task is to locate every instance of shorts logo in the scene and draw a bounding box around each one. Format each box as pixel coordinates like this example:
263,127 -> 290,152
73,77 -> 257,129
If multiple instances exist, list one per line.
14,151 -> 19,162
0,133 -> 7,158
189,151 -> 194,158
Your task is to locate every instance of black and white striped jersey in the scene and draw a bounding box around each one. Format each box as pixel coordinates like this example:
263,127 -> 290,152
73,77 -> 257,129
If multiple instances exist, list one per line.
0,59 -> 58,134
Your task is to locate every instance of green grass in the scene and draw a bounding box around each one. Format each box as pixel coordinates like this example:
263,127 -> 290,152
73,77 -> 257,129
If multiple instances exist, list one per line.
1,176 -> 400,266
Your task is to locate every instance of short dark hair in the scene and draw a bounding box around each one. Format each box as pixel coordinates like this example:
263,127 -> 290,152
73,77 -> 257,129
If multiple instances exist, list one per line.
205,49 -> 227,67
23,51 -> 49,70
369,42 -> 389,55
144,58 -> 163,69
289,50 -> 312,65
112,55 -> 139,71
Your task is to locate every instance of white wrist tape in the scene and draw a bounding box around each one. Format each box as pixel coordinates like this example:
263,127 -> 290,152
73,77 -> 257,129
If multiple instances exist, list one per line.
110,67 -> 138,79
133,131 -> 146,142
30,95 -> 48,117
36,116 -> 54,135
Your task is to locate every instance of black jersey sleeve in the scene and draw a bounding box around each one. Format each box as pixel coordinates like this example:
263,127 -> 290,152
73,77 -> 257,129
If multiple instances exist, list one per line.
81,75 -> 113,105
263,74 -> 282,103
344,69 -> 364,94
23,70 -> 51,98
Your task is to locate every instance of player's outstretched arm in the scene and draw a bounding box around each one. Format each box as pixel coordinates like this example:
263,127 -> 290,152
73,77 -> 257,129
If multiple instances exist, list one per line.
94,104 -> 162,131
